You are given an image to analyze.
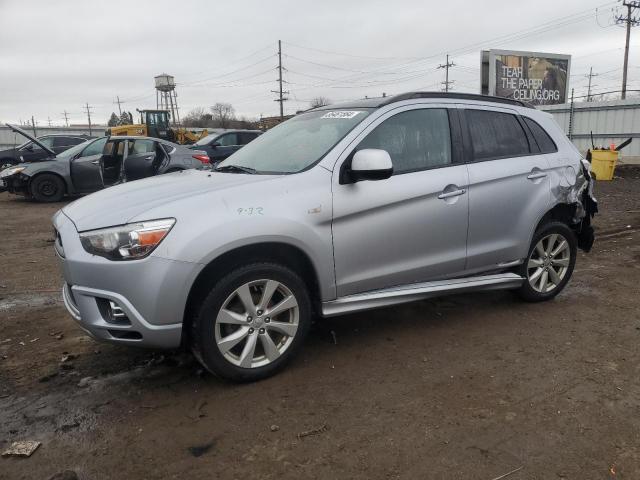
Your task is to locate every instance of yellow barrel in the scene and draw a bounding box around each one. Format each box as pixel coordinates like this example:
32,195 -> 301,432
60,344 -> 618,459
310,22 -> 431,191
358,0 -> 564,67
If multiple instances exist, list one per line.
590,149 -> 618,181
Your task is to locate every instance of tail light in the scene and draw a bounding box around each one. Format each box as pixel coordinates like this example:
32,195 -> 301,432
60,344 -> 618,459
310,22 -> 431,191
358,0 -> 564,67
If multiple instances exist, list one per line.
192,154 -> 210,164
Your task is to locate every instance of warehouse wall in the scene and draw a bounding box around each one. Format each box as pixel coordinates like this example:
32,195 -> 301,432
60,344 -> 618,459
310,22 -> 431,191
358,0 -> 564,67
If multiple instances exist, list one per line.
0,125 -> 103,150
541,99 -> 640,164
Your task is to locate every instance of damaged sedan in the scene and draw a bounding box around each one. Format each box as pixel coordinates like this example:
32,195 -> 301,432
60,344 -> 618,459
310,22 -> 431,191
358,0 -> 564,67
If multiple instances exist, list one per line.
1,124 -> 210,202
53,92 -> 597,382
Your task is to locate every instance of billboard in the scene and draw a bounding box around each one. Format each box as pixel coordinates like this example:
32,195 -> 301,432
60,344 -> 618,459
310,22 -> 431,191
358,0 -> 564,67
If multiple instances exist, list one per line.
480,49 -> 571,106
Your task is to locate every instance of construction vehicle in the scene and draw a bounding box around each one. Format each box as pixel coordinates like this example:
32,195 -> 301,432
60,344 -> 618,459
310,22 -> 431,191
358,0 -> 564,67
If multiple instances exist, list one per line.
105,110 -> 209,145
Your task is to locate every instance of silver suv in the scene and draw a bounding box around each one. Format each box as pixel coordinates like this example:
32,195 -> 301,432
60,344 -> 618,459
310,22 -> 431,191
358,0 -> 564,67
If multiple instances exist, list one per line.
53,92 -> 597,381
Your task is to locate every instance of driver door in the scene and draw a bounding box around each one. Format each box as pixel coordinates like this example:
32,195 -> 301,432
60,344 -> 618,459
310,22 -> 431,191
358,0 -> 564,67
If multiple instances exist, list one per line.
70,137 -> 108,193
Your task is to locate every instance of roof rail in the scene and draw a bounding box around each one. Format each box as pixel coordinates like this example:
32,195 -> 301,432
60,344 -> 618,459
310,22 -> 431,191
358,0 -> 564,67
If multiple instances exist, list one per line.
380,92 -> 533,108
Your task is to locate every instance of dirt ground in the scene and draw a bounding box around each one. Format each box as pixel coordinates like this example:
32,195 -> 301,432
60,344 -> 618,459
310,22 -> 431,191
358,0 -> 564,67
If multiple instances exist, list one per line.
1,168 -> 640,480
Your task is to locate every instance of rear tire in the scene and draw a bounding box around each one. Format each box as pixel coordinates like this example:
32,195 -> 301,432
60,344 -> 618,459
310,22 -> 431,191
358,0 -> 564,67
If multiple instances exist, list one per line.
516,221 -> 577,302
191,262 -> 312,382
30,173 -> 65,202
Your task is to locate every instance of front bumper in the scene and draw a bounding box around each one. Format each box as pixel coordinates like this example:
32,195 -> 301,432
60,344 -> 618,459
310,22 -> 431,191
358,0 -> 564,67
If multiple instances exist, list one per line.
54,210 -> 200,349
62,282 -> 183,347
0,173 -> 29,196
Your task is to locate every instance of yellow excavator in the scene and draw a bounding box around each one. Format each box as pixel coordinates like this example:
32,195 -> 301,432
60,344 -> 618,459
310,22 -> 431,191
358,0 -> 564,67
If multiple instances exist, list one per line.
105,110 -> 209,145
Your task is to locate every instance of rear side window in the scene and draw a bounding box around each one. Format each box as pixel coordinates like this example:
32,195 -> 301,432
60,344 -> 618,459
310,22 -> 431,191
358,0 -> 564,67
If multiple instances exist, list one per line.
466,110 -> 530,160
523,117 -> 557,153
357,108 -> 452,174
130,139 -> 155,154
238,132 -> 259,145
53,137 -> 84,148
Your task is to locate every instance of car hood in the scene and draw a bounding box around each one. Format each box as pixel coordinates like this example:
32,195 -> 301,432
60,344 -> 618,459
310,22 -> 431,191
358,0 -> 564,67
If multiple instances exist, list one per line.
5,124 -> 56,156
62,169 -> 281,232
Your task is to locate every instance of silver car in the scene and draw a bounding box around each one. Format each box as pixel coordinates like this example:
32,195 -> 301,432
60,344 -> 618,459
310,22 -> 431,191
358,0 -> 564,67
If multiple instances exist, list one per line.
53,92 -> 597,381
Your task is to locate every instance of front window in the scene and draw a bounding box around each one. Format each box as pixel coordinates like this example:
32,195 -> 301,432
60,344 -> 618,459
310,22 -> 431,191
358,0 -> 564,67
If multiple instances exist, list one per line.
146,112 -> 169,129
58,137 -> 107,160
195,134 -> 216,146
218,109 -> 371,174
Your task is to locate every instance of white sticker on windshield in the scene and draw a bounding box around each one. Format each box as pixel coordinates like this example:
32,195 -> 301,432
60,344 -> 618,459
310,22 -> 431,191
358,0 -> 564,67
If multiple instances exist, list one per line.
321,111 -> 362,119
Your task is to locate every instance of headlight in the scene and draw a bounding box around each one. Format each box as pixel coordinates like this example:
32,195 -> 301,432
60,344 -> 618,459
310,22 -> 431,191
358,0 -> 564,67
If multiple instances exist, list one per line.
79,218 -> 175,260
0,166 -> 25,178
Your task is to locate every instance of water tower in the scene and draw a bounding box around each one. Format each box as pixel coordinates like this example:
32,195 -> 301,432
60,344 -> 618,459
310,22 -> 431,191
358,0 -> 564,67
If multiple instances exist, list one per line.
154,73 -> 180,126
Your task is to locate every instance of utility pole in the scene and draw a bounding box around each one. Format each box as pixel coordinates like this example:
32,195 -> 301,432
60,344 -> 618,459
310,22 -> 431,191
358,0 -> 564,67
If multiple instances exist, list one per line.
83,102 -> 93,136
585,67 -> 598,102
568,88 -> 575,140
61,110 -> 69,127
616,1 -> 640,99
47,117 -> 52,127
115,96 -> 123,116
31,116 -> 37,137
437,54 -> 455,92
271,40 -> 289,120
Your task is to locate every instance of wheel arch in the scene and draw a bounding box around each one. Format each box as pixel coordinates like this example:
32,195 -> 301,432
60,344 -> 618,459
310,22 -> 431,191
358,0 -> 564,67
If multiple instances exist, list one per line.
181,241 -> 322,346
527,202 -> 579,251
28,171 -> 69,196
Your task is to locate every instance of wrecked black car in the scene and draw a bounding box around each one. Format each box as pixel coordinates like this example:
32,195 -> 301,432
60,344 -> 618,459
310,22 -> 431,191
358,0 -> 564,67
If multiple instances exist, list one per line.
0,124 -> 211,202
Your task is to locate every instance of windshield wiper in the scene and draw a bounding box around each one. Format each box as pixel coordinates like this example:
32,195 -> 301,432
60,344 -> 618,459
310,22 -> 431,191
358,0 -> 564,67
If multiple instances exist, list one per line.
215,164 -> 257,174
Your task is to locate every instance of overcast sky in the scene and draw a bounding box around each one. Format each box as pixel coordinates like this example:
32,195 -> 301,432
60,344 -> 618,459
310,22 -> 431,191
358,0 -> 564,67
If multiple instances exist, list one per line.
0,0 -> 637,126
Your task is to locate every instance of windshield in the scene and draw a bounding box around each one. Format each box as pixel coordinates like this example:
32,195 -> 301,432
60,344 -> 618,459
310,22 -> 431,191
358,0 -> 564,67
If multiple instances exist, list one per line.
217,109 -> 371,174
194,134 -> 219,146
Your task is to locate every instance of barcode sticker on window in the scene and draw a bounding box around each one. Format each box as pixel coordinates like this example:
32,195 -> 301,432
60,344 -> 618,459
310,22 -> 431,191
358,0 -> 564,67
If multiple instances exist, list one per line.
321,111 -> 361,119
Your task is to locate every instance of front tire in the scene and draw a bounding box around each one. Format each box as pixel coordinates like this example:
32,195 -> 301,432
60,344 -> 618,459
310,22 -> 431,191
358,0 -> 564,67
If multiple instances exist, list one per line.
191,263 -> 312,382
30,173 -> 65,202
516,221 -> 577,302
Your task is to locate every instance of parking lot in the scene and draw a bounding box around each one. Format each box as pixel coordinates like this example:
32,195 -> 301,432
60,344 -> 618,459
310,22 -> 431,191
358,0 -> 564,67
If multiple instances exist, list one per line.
0,167 -> 639,479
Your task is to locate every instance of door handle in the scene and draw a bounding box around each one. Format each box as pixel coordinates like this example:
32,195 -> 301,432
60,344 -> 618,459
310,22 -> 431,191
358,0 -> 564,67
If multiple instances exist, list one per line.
527,172 -> 547,180
144,156 -> 153,161
438,188 -> 466,200
91,160 -> 100,165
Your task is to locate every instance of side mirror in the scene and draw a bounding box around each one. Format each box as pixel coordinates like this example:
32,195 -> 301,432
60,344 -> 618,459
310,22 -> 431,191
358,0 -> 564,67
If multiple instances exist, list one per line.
349,149 -> 393,182
24,144 -> 34,152
210,142 -> 220,148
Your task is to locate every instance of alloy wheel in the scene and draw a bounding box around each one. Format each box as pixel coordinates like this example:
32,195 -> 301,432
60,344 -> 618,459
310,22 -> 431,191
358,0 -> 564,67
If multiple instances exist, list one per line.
527,233 -> 571,293
214,279 -> 299,368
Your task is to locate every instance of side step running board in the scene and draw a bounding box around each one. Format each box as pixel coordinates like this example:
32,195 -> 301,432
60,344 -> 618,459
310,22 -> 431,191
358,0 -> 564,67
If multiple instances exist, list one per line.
321,273 -> 525,317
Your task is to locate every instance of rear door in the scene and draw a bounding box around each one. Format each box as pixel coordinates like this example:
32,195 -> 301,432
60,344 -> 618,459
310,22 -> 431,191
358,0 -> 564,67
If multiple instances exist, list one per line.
461,106 -> 552,271
52,136 -> 85,155
332,105 -> 470,296
238,132 -> 259,147
70,137 -> 107,192
123,139 -> 157,180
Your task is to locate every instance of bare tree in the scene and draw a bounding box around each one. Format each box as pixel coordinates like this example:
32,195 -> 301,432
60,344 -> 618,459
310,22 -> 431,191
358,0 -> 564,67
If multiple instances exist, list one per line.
210,103 -> 236,129
310,96 -> 331,109
182,107 -> 211,127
